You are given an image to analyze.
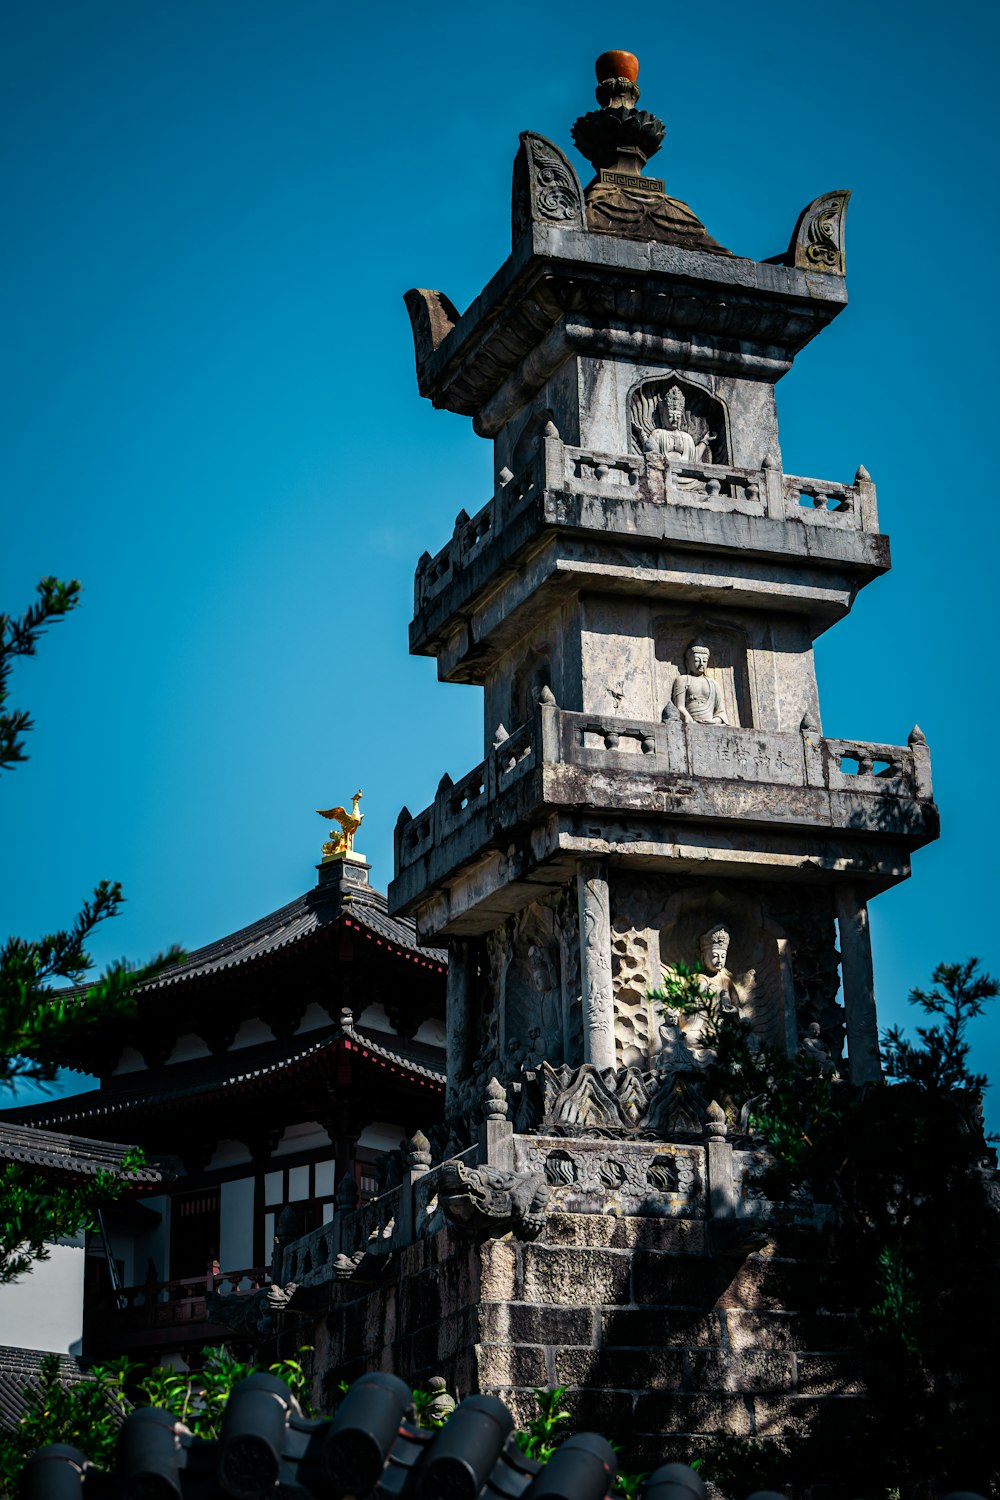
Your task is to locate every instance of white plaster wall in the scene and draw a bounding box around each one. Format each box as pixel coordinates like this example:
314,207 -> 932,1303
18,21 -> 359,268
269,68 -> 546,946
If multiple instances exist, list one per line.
294,1002 -> 332,1035
134,1194 -> 170,1282
355,1002 -> 391,1031
356,1121 -> 406,1152
230,1018 -> 275,1049
166,1034 -> 212,1064
206,1139 -> 253,1170
413,1018 -> 447,1047
0,1236 -> 84,1353
273,1121 -> 330,1157
219,1178 -> 255,1272
112,1047 -> 146,1075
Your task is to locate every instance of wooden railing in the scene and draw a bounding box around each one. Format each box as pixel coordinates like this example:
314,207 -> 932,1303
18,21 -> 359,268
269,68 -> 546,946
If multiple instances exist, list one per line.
86,1265 -> 269,1351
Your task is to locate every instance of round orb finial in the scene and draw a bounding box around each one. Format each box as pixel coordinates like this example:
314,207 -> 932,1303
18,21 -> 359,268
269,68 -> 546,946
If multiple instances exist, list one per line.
595,49 -> 639,84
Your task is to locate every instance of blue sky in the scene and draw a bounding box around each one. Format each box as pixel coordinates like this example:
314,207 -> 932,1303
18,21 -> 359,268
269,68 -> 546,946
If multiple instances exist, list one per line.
3,1 -> 998,1124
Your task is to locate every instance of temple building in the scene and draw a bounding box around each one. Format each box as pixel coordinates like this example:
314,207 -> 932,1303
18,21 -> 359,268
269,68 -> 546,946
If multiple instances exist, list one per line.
3,840 -> 447,1366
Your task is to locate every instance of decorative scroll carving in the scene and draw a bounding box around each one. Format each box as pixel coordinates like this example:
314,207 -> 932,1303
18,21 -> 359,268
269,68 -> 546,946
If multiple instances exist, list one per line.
631,378 -> 730,466
542,1061 -> 622,1130
511,131 -> 585,243
437,1159 -> 549,1239
518,1137 -> 701,1216
779,190 -> 851,276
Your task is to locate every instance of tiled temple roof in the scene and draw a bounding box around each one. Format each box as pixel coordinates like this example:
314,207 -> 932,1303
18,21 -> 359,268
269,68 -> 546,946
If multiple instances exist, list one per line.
53,881 -> 446,1002
6,1020 -> 445,1130
0,1121 -> 174,1182
0,1347 -> 88,1430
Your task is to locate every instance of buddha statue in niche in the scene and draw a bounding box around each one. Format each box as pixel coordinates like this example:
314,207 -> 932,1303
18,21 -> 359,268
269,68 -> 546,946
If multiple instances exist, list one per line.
659,921 -> 757,1068
671,641 -> 728,726
641,385 -> 715,465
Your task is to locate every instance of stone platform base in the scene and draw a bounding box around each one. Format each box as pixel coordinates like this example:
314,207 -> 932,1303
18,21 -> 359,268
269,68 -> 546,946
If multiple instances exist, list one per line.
307,1213 -> 865,1467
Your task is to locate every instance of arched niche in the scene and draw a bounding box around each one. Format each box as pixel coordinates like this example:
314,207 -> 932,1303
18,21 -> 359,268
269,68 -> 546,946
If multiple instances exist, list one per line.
629,374 -> 731,464
654,615 -> 753,729
498,903 -> 563,1070
657,886 -> 798,1056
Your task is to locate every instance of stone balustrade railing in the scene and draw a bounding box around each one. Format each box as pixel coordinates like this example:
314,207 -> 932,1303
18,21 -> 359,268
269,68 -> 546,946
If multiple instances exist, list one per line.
413,446 -> 548,612
412,438 -> 879,615
394,702 -> 932,879
269,1101 -> 827,1299
274,1145 -> 482,1288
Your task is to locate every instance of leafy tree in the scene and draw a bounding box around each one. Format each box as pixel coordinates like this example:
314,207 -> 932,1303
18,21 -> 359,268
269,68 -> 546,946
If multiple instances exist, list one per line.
882,957 -> 997,1095
0,579 -> 182,1282
0,576 -> 80,773
652,957 -> 1000,1496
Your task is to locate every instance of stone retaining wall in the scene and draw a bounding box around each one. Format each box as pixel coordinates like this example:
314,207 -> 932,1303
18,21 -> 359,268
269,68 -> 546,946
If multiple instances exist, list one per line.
308,1212 -> 865,1467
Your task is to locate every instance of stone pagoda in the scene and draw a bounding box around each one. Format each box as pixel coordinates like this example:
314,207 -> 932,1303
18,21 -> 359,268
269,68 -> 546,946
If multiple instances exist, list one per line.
285,52 -> 940,1449
389,50 -> 937,1145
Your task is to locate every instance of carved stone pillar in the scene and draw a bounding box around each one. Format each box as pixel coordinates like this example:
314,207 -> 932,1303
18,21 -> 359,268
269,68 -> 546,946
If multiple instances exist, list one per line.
835,883 -> 881,1085
446,938 -> 475,1117
577,862 -> 616,1073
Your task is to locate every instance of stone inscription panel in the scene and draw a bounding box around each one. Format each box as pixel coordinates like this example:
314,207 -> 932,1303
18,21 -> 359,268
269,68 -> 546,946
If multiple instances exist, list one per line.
688,727 -> 804,786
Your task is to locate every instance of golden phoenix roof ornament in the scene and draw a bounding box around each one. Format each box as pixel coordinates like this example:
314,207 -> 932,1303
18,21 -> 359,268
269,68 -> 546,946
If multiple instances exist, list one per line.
316,788 -> 364,863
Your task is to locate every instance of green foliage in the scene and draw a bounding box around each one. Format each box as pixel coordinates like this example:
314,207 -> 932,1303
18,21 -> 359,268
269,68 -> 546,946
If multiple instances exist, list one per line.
611,1467 -> 650,1499
0,1346 -> 316,1494
0,868 -> 181,1284
0,578 -> 184,1284
649,956 -> 1000,1496
409,1385 -> 451,1430
650,962 -> 840,1192
695,1434 -> 793,1497
0,1146 -> 147,1286
507,1386 -> 645,1497
512,1384 -> 572,1463
0,577 -> 81,773
883,958 -> 998,1095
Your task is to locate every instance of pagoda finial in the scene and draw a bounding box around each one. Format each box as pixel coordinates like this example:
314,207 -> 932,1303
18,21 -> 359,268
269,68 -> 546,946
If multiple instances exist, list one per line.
594,49 -> 640,107
572,50 -> 665,175
317,788 -> 365,863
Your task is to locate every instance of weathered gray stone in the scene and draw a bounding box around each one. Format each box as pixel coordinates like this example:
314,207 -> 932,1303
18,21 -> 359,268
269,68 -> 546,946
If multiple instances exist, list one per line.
602,1306 -> 725,1349
686,1350 -> 796,1395
521,1244 -> 633,1306
305,49 -> 939,1457
633,1392 -> 753,1436
557,1345 -> 685,1391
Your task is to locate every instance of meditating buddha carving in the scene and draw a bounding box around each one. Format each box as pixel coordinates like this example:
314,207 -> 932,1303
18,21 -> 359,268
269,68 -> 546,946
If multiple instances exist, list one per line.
671,641 -> 728,726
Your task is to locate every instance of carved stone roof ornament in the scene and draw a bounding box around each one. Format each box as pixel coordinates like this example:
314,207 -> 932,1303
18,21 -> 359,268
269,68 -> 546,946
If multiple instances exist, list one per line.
571,51 -> 732,255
